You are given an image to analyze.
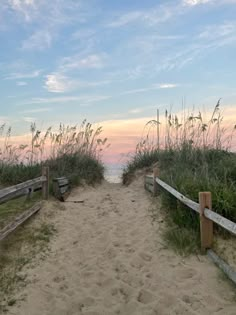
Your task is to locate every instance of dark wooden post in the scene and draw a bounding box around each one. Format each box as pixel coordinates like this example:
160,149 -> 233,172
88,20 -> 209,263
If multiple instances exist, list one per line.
26,186 -> 33,201
153,168 -> 159,196
199,192 -> 213,253
42,166 -> 49,200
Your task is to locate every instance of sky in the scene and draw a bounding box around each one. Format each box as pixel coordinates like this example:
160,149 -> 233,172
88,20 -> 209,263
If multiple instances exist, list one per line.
0,0 -> 236,163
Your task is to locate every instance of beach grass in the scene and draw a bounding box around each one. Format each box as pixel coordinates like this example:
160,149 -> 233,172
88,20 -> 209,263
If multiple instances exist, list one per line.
0,120 -> 107,187
123,102 -> 236,253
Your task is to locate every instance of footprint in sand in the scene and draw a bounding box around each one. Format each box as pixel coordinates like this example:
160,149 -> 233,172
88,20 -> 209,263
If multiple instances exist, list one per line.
53,275 -> 66,283
137,289 -> 156,304
118,285 -> 133,303
106,246 -> 117,259
130,256 -> 145,270
139,251 -> 153,262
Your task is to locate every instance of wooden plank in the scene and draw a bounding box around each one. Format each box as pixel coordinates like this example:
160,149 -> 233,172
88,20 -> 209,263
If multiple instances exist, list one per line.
60,190 -> 71,202
199,192 -> 213,253
52,177 -> 71,201
58,179 -> 69,187
145,183 -> 154,194
60,185 -> 69,194
0,203 -> 42,241
42,167 -> 49,200
207,249 -> 236,285
155,177 -> 200,213
153,168 -> 159,196
145,176 -> 154,185
204,208 -> 236,236
0,177 -> 45,204
53,177 -> 69,186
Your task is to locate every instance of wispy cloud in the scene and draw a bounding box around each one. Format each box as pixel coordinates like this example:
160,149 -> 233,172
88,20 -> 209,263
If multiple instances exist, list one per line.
59,54 -> 105,72
108,11 -> 143,28
128,105 -> 158,114
8,0 -> 36,22
22,107 -> 52,114
23,116 -> 36,123
21,95 -> 111,105
16,81 -> 28,86
5,1 -> 89,50
198,21 -> 236,40
183,0 -> 236,6
154,21 -> 236,72
107,2 -> 185,28
4,69 -> 42,80
159,84 -> 178,89
122,83 -> 179,95
183,0 -> 212,6
21,29 -> 52,50
44,73 -> 110,93
71,29 -> 96,41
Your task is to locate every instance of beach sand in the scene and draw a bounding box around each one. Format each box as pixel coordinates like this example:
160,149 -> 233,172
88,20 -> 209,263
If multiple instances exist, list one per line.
8,177 -> 236,315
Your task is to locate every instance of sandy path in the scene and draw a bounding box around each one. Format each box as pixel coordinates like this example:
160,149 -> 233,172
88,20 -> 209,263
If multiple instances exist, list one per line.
9,178 -> 235,315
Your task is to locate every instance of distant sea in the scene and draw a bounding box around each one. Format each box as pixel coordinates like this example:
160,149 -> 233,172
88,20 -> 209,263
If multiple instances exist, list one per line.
104,163 -> 123,183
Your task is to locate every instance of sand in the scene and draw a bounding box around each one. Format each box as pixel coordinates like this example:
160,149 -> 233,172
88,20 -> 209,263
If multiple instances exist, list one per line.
8,177 -> 236,315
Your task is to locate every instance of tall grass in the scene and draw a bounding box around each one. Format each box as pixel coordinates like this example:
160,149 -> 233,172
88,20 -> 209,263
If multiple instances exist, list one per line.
0,120 -> 108,186
123,102 -> 236,252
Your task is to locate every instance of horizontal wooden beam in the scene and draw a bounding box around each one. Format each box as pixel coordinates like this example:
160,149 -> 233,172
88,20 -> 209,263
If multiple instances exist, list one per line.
147,175 -> 236,236
0,202 -> 42,241
207,249 -> 236,285
204,208 -> 236,236
0,176 -> 46,204
154,177 -> 199,213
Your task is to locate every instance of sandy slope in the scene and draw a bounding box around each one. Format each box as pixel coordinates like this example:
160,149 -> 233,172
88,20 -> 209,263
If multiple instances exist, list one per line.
8,178 -> 236,315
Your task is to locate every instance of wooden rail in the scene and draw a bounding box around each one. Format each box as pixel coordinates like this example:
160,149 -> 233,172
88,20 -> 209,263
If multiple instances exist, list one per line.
53,177 -> 71,201
147,175 -> 200,213
0,167 -> 49,241
145,171 -> 236,284
0,176 -> 46,204
0,203 -> 42,241
145,174 -> 236,238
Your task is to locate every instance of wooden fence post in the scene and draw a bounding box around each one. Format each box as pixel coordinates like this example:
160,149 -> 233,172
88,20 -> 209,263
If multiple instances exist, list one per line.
153,168 -> 159,196
199,192 -> 213,253
42,166 -> 49,200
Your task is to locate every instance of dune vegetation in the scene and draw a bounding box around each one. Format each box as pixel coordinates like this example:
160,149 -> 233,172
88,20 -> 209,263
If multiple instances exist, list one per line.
123,102 -> 236,254
0,120 -> 108,187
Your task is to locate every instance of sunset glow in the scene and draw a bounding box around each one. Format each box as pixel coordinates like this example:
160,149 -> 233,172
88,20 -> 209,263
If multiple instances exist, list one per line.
0,0 -> 236,164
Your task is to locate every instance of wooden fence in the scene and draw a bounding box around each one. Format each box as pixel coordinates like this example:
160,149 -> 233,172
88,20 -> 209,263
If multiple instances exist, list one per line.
0,166 -> 49,241
145,168 -> 236,284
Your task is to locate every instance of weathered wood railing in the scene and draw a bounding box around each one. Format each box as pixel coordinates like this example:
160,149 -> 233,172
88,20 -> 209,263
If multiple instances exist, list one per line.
145,169 -> 236,284
53,177 -> 71,201
0,167 -> 49,241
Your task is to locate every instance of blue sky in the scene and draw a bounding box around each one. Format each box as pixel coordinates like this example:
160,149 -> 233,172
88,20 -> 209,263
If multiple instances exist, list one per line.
0,0 -> 236,139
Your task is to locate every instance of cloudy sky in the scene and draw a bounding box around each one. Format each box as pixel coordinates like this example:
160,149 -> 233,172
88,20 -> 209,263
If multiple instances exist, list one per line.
0,0 -> 236,162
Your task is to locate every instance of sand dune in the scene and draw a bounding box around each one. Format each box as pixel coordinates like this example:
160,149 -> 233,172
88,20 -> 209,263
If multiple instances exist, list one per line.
8,177 -> 236,315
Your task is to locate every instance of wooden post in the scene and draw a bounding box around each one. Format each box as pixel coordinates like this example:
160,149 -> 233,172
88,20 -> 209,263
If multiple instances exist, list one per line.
153,168 -> 159,196
199,192 -> 213,253
26,187 -> 33,201
42,166 -> 49,200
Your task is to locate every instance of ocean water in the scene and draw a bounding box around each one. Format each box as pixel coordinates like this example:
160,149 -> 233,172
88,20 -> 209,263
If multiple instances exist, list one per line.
104,164 -> 123,183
